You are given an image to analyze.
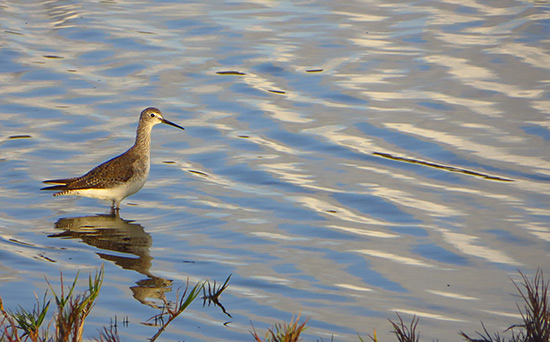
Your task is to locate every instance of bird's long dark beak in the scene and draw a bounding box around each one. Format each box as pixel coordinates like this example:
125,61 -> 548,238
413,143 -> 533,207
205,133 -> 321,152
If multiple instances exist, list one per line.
162,118 -> 185,131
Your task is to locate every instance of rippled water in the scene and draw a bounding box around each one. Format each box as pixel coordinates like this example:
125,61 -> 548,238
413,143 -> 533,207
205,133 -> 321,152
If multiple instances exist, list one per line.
1,0 -> 549,341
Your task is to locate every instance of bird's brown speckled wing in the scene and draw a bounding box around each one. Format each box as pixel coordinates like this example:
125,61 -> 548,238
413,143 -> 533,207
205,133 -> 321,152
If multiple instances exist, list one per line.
66,151 -> 139,189
41,148 -> 142,192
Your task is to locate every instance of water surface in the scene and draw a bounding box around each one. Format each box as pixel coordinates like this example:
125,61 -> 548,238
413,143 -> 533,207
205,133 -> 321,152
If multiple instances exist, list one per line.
1,0 -> 549,341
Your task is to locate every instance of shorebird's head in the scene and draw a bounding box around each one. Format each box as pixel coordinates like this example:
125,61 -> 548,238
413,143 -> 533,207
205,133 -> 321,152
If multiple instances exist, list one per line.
140,107 -> 185,131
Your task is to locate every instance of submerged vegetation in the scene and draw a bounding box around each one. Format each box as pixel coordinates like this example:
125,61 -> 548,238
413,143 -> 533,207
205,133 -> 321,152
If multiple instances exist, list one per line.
0,268 -> 548,341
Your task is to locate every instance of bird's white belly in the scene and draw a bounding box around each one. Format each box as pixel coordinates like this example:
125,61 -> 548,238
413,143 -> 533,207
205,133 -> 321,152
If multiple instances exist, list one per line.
73,173 -> 148,202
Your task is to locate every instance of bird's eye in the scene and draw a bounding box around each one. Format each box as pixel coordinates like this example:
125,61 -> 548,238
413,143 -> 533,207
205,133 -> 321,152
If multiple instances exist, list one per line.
150,113 -> 155,118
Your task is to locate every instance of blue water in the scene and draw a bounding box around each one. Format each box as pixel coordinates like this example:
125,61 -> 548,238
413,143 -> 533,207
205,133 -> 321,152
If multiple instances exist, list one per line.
1,0 -> 549,341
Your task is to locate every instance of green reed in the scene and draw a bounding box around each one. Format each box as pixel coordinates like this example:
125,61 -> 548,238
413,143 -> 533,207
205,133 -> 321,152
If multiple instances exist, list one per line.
1,269 -> 548,342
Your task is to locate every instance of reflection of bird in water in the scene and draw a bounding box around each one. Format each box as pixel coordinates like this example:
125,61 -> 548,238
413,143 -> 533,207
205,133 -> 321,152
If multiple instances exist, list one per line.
48,209 -> 172,308
41,107 -> 185,209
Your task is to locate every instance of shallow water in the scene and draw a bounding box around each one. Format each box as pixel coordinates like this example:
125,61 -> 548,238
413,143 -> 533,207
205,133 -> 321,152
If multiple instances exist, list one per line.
1,0 -> 549,340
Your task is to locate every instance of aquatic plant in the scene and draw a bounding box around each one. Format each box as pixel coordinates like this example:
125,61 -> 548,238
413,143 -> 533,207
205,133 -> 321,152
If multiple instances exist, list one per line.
202,273 -> 232,318
389,313 -> 420,342
250,314 -> 308,342
0,266 -> 104,342
49,268 -> 103,342
0,292 -> 51,342
94,324 -> 120,342
145,278 -> 205,342
1,268 -> 548,342
461,269 -> 549,342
